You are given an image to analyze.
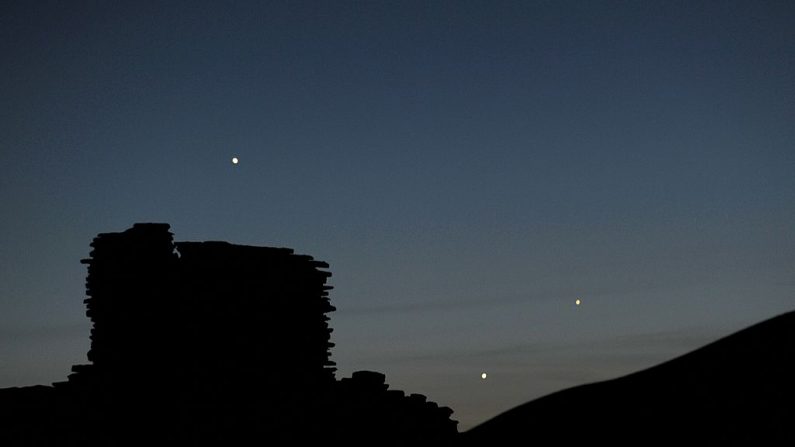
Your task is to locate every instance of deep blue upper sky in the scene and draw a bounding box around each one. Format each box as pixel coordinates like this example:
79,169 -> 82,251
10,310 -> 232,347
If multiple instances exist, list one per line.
1,0 -> 794,429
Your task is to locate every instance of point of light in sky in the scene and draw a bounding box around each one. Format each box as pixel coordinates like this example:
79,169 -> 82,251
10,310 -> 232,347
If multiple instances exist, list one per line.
576,299 -> 581,306
481,372 -> 488,380
231,157 -> 239,165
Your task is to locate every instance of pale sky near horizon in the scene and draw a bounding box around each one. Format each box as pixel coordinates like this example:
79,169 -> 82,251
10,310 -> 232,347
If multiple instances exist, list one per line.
2,1 -> 794,429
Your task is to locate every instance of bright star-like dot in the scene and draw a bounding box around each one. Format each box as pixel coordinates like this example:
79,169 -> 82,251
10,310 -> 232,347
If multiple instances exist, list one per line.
481,372 -> 488,380
575,299 -> 581,306
231,157 -> 239,164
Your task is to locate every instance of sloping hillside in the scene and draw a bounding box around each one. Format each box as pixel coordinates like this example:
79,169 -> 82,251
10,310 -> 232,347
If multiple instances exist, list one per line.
463,310 -> 795,444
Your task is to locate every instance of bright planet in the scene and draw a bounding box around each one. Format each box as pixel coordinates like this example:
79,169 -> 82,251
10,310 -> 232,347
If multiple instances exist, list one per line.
231,157 -> 239,165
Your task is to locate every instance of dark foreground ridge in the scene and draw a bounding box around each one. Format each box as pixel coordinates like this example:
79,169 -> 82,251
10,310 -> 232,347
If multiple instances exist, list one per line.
0,224 -> 457,446
463,309 -> 795,445
3,224 -> 793,445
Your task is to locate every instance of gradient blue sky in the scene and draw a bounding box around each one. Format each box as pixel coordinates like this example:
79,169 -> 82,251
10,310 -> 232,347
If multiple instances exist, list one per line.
1,0 -> 794,429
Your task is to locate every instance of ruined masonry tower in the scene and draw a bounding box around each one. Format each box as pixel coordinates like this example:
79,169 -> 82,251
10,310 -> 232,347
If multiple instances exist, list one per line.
70,223 -> 336,398
0,223 -> 457,446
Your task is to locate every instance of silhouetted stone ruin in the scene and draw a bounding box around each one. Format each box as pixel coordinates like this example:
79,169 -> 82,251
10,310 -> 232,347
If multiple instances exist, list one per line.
0,224 -> 457,446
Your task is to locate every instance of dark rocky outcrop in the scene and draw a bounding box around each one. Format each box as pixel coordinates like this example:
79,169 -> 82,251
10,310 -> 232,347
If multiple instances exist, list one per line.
0,223 -> 457,446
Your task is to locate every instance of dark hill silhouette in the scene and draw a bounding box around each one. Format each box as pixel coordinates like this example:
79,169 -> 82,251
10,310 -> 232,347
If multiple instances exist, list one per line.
0,224 -> 457,446
463,310 -> 795,445
2,223 -> 791,445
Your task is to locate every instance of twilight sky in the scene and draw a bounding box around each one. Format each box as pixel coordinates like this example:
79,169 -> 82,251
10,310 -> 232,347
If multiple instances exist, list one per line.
1,0 -> 794,429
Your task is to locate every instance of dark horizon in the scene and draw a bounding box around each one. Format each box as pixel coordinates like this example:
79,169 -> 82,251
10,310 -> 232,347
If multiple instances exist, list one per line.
2,224 -> 794,445
1,1 -> 794,429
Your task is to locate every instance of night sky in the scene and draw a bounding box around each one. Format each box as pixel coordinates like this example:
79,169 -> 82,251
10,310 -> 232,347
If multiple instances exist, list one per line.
2,1 -> 794,429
